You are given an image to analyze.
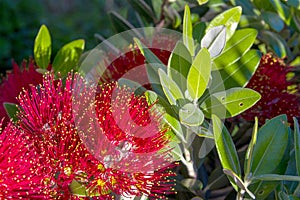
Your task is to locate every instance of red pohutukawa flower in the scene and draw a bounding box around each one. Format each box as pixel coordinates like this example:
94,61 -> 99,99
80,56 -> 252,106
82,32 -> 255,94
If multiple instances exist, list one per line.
242,53 -> 300,123
0,59 -> 43,124
0,121 -> 46,199
17,73 -> 175,199
100,33 -> 178,85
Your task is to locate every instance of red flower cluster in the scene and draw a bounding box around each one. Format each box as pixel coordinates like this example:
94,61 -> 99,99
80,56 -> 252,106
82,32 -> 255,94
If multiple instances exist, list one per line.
242,53 -> 300,123
0,59 -> 43,124
0,121 -> 46,199
7,73 -> 175,199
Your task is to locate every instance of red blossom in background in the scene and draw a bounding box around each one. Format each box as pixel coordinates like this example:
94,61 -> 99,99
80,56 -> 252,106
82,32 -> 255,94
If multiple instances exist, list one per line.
0,59 -> 43,124
17,73 -> 175,199
0,121 -> 46,199
241,53 -> 300,123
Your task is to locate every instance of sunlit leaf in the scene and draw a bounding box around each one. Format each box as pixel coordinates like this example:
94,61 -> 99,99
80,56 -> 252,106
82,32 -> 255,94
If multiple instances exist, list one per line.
34,25 -> 51,69
183,5 -> 194,56
52,39 -> 85,76
207,6 -> 242,41
201,25 -> 226,58
164,113 -> 186,143
211,50 -> 261,92
158,68 -> 184,105
212,115 -> 241,191
201,88 -> 261,118
213,28 -> 258,70
179,103 -> 204,126
187,48 -> 211,100
167,41 -> 192,92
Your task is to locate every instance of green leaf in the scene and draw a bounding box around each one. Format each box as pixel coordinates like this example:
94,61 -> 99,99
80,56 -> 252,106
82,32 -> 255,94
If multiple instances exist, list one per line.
261,30 -> 289,58
134,38 -> 164,65
207,6 -> 242,41
212,115 -> 241,191
144,90 -> 158,105
197,0 -> 208,5
127,0 -> 156,22
270,0 -> 291,24
169,141 -> 186,162
179,103 -> 204,126
200,88 -> 261,118
167,41 -> 192,92
34,25 -> 51,69
261,11 -> 284,32
158,68 -> 184,105
250,115 -> 289,176
164,113 -> 186,143
52,39 -> 85,76
201,25 -> 226,58
244,117 -> 258,180
252,174 -> 300,182
134,38 -> 165,96
70,180 -> 88,196
211,50 -> 261,92
183,5 -> 194,56
193,22 -> 206,44
4,103 -> 19,122
213,28 -> 258,70
187,48 -> 211,100
294,117 -> 300,176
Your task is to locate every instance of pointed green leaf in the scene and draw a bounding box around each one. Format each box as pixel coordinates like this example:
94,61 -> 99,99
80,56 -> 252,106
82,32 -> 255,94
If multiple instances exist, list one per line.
252,174 -> 300,182
4,103 -> 19,122
294,117 -> 300,176
213,28 -> 258,70
158,68 -> 184,105
211,50 -> 261,92
167,41 -> 192,92
244,117 -> 258,179
212,115 -> 241,191
183,5 -> 194,56
201,25 -> 226,58
250,115 -> 289,176
207,6 -> 242,41
179,103 -> 204,126
201,88 -> 261,118
34,25 -> 51,69
187,48 -> 211,100
164,113 -> 186,143
52,39 -> 85,76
